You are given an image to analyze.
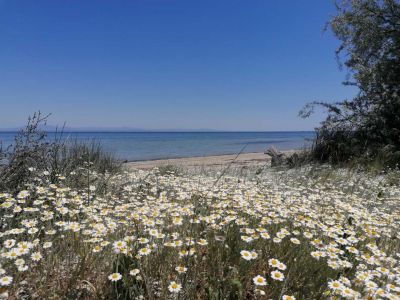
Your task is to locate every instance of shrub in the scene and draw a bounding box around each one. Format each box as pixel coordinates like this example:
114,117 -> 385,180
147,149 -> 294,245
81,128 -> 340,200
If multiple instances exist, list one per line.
301,0 -> 400,167
0,112 -> 122,193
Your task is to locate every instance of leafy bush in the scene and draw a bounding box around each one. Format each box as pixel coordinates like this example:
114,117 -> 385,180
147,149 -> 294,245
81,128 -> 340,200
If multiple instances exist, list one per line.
301,0 -> 400,167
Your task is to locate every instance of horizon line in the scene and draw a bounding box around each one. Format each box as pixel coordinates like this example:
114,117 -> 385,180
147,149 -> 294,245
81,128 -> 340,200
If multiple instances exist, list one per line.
0,129 -> 316,133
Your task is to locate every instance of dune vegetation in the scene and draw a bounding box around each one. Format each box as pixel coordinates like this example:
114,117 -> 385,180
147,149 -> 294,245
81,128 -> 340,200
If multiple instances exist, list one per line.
1,151 -> 399,299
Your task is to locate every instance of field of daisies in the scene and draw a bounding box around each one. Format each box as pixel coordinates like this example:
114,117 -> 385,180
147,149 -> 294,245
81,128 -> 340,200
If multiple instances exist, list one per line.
1,163 -> 400,299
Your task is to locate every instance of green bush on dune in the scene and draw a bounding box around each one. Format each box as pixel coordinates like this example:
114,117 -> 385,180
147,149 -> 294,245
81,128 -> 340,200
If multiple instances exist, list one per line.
300,0 -> 400,167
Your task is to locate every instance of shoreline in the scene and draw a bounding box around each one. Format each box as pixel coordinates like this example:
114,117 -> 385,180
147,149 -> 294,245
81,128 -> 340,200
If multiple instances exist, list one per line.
123,150 -> 271,163
126,150 -> 297,170
123,148 -> 304,163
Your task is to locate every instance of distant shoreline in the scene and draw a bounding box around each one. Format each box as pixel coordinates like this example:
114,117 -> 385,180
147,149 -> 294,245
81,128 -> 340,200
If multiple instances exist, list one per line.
123,148 -> 302,163
126,150 -> 297,170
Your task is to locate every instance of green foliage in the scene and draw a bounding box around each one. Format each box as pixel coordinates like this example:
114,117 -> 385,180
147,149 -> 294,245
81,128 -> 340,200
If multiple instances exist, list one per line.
301,0 -> 400,166
0,112 -> 122,192
0,112 -> 52,191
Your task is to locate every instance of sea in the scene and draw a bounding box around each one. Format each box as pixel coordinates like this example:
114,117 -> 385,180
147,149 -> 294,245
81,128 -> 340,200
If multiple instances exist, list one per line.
0,131 -> 315,162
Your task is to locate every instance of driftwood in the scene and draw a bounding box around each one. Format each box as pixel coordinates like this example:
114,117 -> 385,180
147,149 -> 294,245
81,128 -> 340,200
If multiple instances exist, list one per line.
265,146 -> 287,167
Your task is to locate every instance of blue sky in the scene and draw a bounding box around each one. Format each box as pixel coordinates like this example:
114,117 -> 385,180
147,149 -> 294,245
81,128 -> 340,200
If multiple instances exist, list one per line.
0,0 -> 356,131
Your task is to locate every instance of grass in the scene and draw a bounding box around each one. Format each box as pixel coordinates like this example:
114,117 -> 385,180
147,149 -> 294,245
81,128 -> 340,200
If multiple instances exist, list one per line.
0,161 -> 399,299
0,112 -> 122,193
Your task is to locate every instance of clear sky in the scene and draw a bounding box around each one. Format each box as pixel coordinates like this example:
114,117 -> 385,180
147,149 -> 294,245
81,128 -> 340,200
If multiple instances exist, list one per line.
0,0 -> 357,131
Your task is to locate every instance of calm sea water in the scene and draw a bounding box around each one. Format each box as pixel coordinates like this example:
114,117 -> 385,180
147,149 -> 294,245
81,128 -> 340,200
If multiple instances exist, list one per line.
0,131 -> 314,161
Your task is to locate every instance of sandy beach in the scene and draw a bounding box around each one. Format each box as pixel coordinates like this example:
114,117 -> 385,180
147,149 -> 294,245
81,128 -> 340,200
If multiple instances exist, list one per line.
126,150 -> 298,170
126,152 -> 268,170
